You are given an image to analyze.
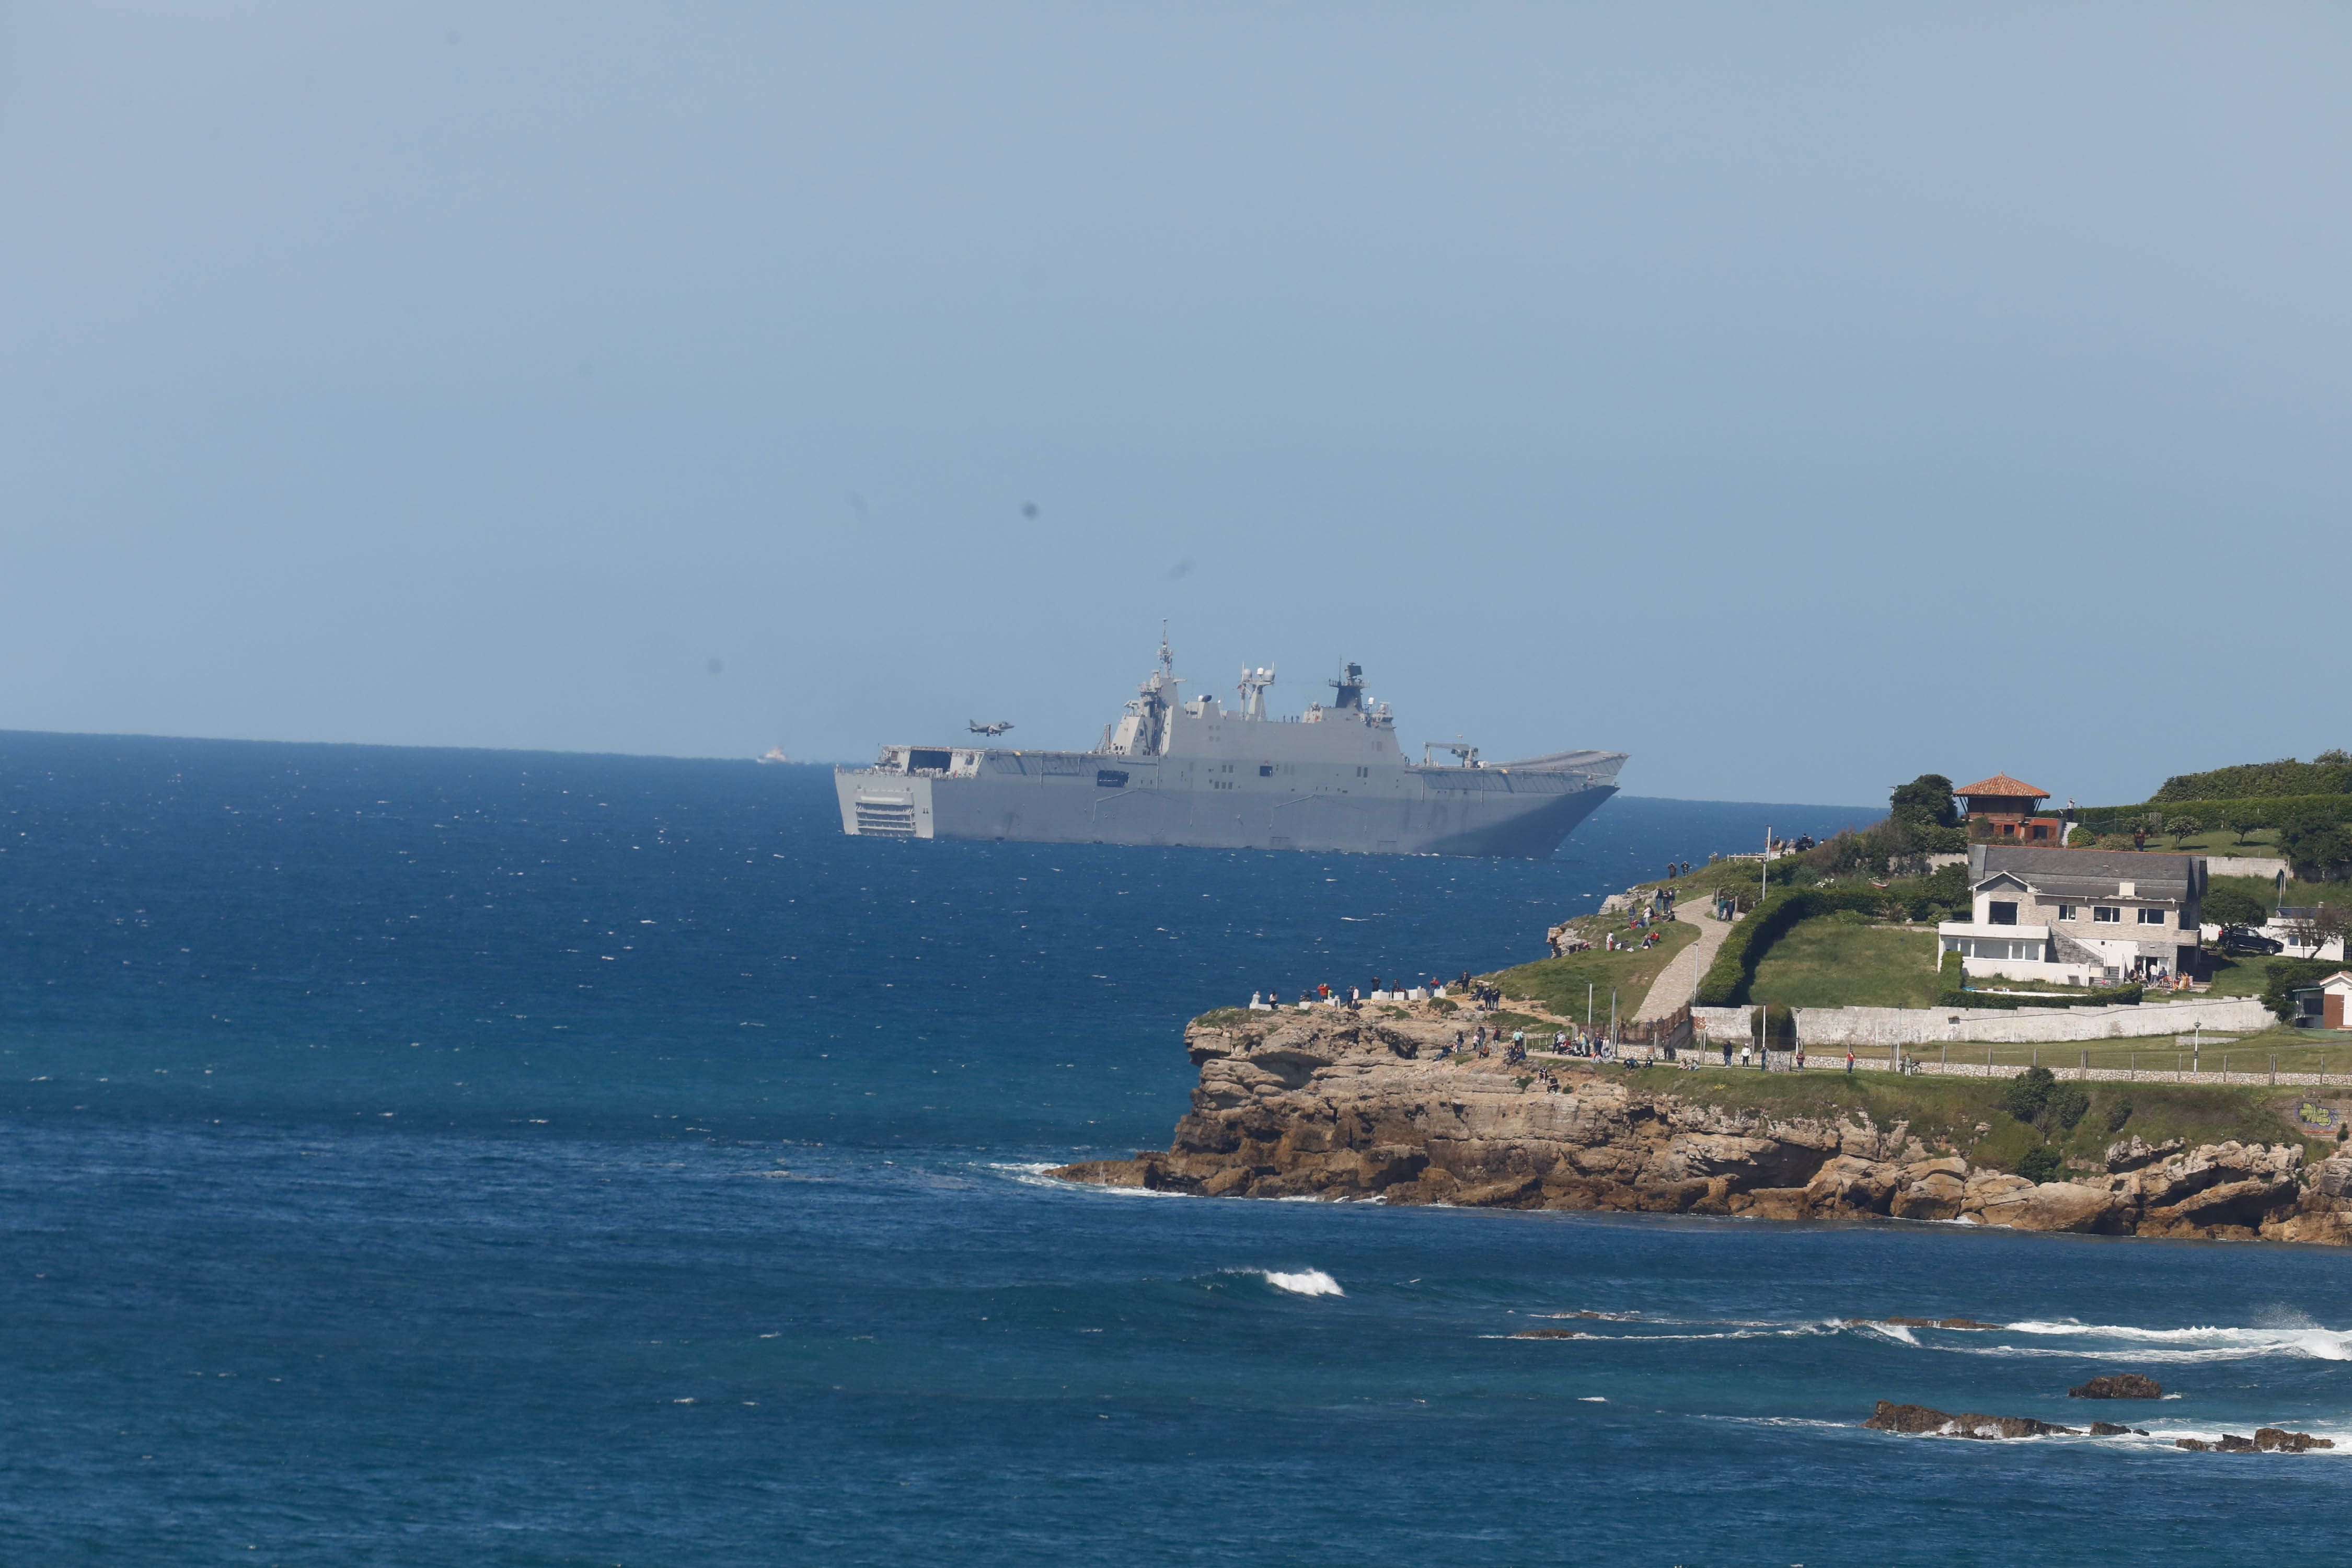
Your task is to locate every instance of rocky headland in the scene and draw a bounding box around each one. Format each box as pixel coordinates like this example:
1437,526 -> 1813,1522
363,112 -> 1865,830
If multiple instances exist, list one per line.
1049,1007 -> 2352,1244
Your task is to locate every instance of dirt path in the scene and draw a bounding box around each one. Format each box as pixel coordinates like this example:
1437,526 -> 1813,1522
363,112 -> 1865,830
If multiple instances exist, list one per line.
1632,902 -> 1738,1022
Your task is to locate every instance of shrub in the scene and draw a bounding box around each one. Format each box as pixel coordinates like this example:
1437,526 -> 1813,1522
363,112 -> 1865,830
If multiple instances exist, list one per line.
1893,862 -> 1970,923
2017,1145 -> 2065,1183
2046,1081 -> 2090,1132
2002,1065 -> 2056,1123
2104,1096 -> 2134,1133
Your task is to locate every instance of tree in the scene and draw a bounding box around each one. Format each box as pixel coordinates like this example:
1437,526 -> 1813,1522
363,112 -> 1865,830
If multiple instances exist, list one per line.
2278,818 -> 2352,878
2166,815 -> 2203,847
2201,886 -> 2267,931
2217,806 -> 2255,846
2278,904 -> 2348,959
1890,775 -> 1959,830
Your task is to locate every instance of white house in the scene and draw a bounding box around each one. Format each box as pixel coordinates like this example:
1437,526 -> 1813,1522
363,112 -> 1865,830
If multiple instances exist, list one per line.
1938,845 -> 2204,985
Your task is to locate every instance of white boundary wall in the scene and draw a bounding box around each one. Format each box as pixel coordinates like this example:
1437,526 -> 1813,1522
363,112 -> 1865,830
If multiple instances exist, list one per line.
1690,1006 -> 1757,1039
1792,997 -> 2272,1046
2206,856 -> 2292,879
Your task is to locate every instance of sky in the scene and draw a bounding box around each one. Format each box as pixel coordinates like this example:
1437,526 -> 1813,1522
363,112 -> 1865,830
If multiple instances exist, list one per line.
2,4 -> 2346,807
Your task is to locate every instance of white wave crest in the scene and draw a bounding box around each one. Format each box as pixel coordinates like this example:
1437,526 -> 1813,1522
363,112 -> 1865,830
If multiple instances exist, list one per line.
1263,1269 -> 1344,1297
2002,1321 -> 2352,1362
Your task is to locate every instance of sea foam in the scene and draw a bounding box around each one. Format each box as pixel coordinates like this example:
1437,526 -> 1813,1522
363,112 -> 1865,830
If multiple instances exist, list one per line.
1262,1269 -> 1344,1297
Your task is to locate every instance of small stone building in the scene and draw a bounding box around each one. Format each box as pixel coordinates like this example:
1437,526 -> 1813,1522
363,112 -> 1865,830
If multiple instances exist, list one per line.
1937,845 -> 2204,985
1953,773 -> 2061,842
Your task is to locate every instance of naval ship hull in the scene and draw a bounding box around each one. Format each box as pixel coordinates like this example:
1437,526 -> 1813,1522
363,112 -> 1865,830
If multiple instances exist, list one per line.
835,754 -> 1618,859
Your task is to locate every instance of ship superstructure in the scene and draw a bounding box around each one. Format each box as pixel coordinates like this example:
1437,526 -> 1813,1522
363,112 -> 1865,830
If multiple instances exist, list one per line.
834,638 -> 1624,858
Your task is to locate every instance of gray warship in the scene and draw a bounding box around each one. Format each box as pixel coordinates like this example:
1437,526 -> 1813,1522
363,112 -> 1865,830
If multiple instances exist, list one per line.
834,637 -> 1624,858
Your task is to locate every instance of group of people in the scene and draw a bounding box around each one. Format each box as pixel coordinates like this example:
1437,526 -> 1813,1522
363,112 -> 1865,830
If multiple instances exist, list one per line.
1448,1024 -> 1621,1063
1705,1039 -> 1862,1074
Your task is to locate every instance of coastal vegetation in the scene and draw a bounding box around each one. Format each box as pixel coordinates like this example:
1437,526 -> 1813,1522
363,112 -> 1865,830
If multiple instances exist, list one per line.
2152,753 -> 2352,803
1745,910 -> 1941,1010
1692,876 -> 1963,1007
1489,921 -> 1697,1022
1617,1065 -> 2338,1173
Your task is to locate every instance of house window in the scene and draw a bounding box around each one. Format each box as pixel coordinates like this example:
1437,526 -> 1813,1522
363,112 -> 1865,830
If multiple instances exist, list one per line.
1988,902 -> 2019,926
2094,907 -> 2120,923
2057,905 -> 2077,920
2031,824 -> 2050,839
2137,908 -> 2165,925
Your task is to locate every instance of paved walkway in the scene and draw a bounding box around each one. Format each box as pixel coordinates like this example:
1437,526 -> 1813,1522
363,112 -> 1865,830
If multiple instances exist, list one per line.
1632,904 -> 1737,1023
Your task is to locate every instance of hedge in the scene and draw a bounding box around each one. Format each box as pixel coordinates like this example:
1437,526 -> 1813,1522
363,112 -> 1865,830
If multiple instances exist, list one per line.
2152,758 -> 2352,803
2071,794 -> 2352,837
1693,887 -> 1886,1006
1936,982 -> 2145,1011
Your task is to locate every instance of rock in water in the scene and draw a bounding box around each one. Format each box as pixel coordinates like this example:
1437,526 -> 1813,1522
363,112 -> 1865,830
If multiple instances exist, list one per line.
2069,1374 -> 2162,1399
1865,1401 -> 2078,1439
2088,1422 -> 2131,1436
2255,1427 -> 2334,1452
2174,1430 -> 2332,1452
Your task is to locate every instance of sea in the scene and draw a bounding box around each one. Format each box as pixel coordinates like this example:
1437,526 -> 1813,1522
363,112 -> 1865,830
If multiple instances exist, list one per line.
1,731 -> 2345,1566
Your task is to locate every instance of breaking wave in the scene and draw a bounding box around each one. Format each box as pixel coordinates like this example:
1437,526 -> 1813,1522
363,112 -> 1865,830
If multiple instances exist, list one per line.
1262,1269 -> 1344,1297
1994,1321 -> 2352,1363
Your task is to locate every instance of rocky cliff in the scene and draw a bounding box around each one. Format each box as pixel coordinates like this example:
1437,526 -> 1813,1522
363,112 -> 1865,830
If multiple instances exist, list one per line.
1050,1009 -> 2352,1244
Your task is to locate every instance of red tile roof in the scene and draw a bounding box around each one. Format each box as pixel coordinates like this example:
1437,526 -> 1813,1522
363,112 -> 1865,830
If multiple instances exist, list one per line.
1955,773 -> 2049,799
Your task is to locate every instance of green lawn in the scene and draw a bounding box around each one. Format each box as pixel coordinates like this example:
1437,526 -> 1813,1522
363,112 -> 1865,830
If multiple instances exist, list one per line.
1745,909 -> 1942,1009
2128,827 -> 2282,855
1490,920 -> 1697,1024
2200,951 -> 2271,998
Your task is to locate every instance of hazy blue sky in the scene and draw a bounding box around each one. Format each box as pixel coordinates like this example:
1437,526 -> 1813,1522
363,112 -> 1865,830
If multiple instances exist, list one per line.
3,4 -> 2345,805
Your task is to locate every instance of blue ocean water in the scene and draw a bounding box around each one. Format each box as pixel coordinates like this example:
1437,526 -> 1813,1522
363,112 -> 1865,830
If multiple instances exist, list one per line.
1,732 -> 2344,1566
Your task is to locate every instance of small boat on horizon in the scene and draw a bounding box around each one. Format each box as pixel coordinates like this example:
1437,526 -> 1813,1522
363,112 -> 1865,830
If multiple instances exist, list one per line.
757,746 -> 792,765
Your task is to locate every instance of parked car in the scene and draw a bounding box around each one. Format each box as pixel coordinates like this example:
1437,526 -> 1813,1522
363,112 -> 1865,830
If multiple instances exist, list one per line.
2221,926 -> 2283,955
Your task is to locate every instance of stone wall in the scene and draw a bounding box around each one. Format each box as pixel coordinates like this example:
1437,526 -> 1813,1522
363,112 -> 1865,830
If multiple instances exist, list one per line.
1792,996 -> 2272,1046
2207,856 -> 2292,879
1690,1005 -> 1758,1040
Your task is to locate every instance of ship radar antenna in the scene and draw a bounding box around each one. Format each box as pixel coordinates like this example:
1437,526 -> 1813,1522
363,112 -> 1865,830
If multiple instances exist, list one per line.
1237,665 -> 1275,719
1158,619 -> 1173,677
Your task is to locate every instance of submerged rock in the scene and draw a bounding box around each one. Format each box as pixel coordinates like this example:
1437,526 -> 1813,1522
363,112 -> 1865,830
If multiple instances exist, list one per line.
1874,1317 -> 2004,1330
2069,1374 -> 2163,1400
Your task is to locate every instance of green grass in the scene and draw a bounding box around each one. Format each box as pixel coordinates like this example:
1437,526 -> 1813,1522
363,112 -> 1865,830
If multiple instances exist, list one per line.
1618,1065 -> 2334,1171
1817,1035 -> 2352,1078
1744,910 -> 1942,1009
2200,952 -> 2272,998
1489,921 -> 1698,1023
2142,828 -> 2282,855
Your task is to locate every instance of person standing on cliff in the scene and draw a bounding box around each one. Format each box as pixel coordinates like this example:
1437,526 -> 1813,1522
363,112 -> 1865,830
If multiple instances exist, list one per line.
1846,1048 -> 1855,1075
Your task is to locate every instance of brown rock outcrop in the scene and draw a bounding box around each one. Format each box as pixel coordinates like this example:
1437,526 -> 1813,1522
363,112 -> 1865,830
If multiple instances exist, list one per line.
2069,1374 -> 2162,1399
2177,1429 -> 2334,1453
1865,1401 -> 2077,1439
1045,1009 -> 2352,1246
